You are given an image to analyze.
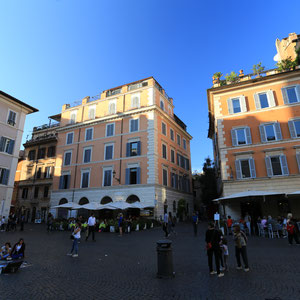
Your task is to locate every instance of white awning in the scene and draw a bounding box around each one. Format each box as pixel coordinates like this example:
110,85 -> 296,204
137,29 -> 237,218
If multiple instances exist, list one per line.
130,202 -> 155,209
108,201 -> 133,210
51,203 -> 81,209
287,191 -> 300,196
213,190 -> 284,202
80,203 -> 101,210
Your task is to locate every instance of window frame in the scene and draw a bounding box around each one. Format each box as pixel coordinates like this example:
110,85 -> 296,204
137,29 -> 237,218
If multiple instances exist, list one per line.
162,121 -> 167,136
162,143 -> 167,159
66,132 -> 74,145
170,128 -> 174,141
104,143 -> 114,160
83,146 -> 92,164
282,84 -> 300,104
80,169 -> 90,188
7,109 -> 17,127
129,118 -> 139,133
85,127 -> 94,141
69,111 -> 77,124
106,123 -> 115,137
102,167 -> 113,187
63,150 -> 72,166
131,93 -> 140,108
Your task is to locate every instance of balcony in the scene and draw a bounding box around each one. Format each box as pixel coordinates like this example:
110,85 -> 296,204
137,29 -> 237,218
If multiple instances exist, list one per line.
24,133 -> 57,147
106,88 -> 122,97
87,94 -> 101,103
128,81 -> 148,91
33,122 -> 60,132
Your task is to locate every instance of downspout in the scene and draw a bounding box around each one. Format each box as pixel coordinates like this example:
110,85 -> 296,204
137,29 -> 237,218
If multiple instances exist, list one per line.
119,94 -> 125,184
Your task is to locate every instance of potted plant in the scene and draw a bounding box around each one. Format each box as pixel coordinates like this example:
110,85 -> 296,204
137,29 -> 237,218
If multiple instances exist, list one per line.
225,71 -> 238,84
276,56 -> 297,72
213,72 -> 223,84
252,62 -> 265,77
108,219 -> 115,233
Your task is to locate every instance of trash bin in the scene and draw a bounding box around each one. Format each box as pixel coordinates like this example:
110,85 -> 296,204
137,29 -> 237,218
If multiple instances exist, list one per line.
156,239 -> 174,278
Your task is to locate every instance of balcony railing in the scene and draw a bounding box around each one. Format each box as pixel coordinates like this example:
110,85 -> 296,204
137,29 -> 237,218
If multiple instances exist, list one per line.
33,122 -> 60,132
87,94 -> 101,102
128,81 -> 148,91
106,88 -> 122,97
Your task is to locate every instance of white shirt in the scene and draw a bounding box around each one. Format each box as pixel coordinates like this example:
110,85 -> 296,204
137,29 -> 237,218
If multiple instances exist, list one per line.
73,228 -> 81,239
164,213 -> 168,223
88,216 -> 96,226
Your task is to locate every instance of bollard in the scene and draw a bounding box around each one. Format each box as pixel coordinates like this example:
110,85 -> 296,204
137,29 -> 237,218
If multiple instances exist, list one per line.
156,239 -> 174,278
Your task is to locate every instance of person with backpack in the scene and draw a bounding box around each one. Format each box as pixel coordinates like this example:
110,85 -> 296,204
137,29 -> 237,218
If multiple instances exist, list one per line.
205,222 -> 224,277
233,224 -> 249,272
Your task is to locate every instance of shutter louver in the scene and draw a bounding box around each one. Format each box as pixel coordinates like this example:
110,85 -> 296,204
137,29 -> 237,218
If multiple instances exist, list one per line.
0,137 -> 5,152
288,120 -> 296,138
240,96 -> 247,112
245,127 -> 252,144
281,87 -> 289,104
265,157 -> 273,177
267,90 -> 276,107
254,93 -> 261,109
125,168 -> 130,185
259,125 -> 267,142
235,160 -> 242,179
8,140 -> 15,154
280,155 -> 289,175
137,141 -> 141,155
274,123 -> 282,140
136,167 -> 141,184
249,158 -> 256,178
126,143 -> 130,157
231,129 -> 237,146
59,176 -> 64,189
227,99 -> 233,114
3,169 -> 9,185
296,153 -> 300,173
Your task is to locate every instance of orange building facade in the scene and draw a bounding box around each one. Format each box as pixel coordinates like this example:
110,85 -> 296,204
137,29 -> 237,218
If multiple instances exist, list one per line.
49,77 -> 193,218
208,49 -> 300,219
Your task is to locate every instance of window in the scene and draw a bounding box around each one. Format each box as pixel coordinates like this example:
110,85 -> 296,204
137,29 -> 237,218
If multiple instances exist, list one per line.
0,137 -> 15,154
88,106 -> 96,120
85,128 -> 93,141
282,85 -> 300,104
44,167 -> 52,178
22,188 -> 28,199
130,119 -> 139,132
81,170 -> 90,188
28,150 -> 36,161
70,111 -> 77,124
184,157 -> 190,171
160,100 -> 164,111
0,168 -> 9,185
162,144 -> 167,159
66,132 -> 74,145
171,173 -> 177,188
47,146 -> 56,157
108,100 -> 116,114
235,158 -> 256,179
171,149 -> 175,163
177,153 -> 180,166
254,90 -> 276,109
36,167 -> 42,179
163,168 -> 168,186
131,93 -> 140,108
183,138 -> 187,150
7,110 -> 17,126
259,123 -> 282,142
128,81 -> 148,91
106,88 -> 121,97
64,151 -> 72,166
177,134 -> 181,146
265,155 -> 289,177
104,144 -> 114,160
162,122 -> 166,135
288,119 -> 300,138
103,168 -> 112,187
297,153 -> 300,173
231,127 -> 252,146
106,123 -> 115,137
37,148 -> 46,159
34,187 -> 39,198
127,141 -> 141,157
125,167 -> 141,185
83,147 -> 92,163
227,96 -> 247,114
59,173 -> 70,189
44,186 -> 49,198
170,129 -> 174,141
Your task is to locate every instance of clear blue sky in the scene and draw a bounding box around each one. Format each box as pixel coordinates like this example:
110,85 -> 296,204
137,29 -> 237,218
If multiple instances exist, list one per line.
1,0 -> 299,171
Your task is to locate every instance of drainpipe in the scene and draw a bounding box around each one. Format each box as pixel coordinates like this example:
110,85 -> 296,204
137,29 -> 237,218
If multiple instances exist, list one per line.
118,94 -> 125,184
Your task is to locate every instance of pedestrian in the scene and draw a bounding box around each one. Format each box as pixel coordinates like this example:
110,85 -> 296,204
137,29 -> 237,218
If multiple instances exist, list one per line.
192,212 -> 198,236
286,220 -> 300,245
118,213 -> 123,236
163,211 -> 169,237
244,213 -> 251,235
220,237 -> 229,271
233,224 -> 249,272
226,216 -> 233,235
86,213 -> 96,241
20,214 -> 25,231
67,222 -> 81,257
1,216 -> 6,231
205,222 -> 224,277
47,213 -> 53,232
171,215 -> 177,235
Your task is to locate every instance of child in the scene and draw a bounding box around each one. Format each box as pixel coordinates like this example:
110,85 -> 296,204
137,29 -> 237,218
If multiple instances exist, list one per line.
220,238 -> 229,271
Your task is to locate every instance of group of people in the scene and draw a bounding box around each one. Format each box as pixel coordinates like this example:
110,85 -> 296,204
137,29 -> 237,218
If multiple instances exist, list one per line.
0,238 -> 25,261
205,222 -> 249,277
163,211 -> 177,237
0,214 -> 25,232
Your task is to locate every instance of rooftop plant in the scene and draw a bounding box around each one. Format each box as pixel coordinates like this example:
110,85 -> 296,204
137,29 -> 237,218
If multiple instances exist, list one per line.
225,71 -> 238,83
252,62 -> 265,76
213,72 -> 223,79
276,56 -> 297,71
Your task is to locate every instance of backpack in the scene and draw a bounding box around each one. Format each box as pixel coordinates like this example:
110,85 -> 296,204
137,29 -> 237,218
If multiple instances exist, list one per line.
287,224 -> 294,234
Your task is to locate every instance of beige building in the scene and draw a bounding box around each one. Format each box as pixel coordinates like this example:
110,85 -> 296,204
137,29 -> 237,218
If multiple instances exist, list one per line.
50,77 -> 193,219
13,121 -> 58,222
0,91 -> 37,218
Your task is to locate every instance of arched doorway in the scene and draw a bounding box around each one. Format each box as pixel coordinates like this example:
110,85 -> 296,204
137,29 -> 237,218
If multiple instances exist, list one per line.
101,196 -> 113,205
126,195 -> 140,217
126,195 -> 140,203
58,198 -> 68,219
78,197 -> 89,219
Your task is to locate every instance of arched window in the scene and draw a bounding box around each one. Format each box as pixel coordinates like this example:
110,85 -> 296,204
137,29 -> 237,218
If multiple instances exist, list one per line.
126,195 -> 140,203
79,197 -> 89,205
78,197 -> 89,219
59,198 -> 68,205
58,198 -> 68,219
101,196 -> 113,205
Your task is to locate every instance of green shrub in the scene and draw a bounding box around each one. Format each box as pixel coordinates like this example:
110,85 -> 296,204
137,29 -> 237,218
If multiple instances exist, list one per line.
252,62 -> 265,76
225,71 -> 238,83
276,57 -> 296,71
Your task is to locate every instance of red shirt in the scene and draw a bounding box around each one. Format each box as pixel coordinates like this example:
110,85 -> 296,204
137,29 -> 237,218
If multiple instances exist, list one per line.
227,219 -> 233,228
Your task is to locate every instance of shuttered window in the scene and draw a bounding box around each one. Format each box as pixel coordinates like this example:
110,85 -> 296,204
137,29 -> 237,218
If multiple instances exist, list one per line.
0,168 -> 10,185
106,123 -> 115,137
259,122 -> 282,143
0,137 -> 15,154
83,148 -> 92,163
105,144 -> 114,160
81,171 -> 90,188
66,132 -> 74,145
103,169 -> 112,186
85,128 -> 93,141
265,155 -> 289,177
231,127 -> 252,146
282,85 -> 300,104
235,158 -> 256,179
288,119 -> 300,138
227,96 -> 247,114
130,119 -> 139,132
64,151 -> 72,166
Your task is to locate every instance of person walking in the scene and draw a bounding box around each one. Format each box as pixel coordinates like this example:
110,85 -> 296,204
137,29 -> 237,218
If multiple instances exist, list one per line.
118,213 -> 123,236
192,212 -> 198,236
20,214 -> 25,231
163,211 -> 169,237
205,222 -> 224,277
286,220 -> 300,245
67,222 -> 81,257
86,213 -> 96,241
47,213 -> 53,232
233,224 -> 249,272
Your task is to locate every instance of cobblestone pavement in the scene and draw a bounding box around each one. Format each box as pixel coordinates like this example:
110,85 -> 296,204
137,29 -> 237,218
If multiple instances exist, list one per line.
1,222 -> 300,300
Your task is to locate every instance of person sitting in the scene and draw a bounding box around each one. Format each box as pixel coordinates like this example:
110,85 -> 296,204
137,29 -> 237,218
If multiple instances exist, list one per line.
0,242 -> 12,260
11,238 -> 25,259
99,220 -> 106,232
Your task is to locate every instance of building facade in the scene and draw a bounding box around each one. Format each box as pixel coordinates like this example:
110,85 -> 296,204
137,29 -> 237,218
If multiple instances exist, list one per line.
50,77 -> 193,218
0,91 -> 37,218
13,122 -> 58,222
207,35 -> 300,219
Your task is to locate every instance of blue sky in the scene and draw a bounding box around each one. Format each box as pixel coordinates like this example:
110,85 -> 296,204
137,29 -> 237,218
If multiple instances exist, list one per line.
0,0 -> 299,171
